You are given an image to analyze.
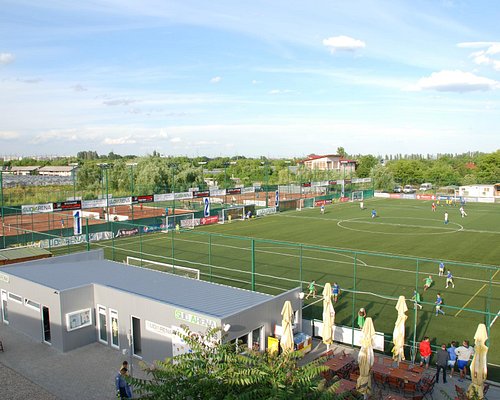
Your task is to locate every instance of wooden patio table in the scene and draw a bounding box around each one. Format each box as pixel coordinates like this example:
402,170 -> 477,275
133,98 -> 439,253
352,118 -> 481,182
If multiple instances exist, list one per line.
372,363 -> 423,384
333,378 -> 357,394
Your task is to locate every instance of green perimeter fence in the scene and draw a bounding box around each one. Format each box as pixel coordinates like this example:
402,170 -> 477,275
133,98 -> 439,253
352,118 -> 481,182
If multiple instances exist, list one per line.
1,188 -> 499,380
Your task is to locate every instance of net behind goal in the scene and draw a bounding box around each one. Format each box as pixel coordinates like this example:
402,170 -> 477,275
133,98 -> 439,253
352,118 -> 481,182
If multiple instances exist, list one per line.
166,213 -> 195,230
222,206 -> 245,223
351,191 -> 364,202
126,256 -> 200,280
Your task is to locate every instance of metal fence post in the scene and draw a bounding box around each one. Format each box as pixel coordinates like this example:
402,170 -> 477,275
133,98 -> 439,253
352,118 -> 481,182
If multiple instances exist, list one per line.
208,234 -> 212,282
299,244 -> 303,289
86,218 -> 90,251
251,239 -> 255,291
351,253 -> 357,347
412,259 -> 420,364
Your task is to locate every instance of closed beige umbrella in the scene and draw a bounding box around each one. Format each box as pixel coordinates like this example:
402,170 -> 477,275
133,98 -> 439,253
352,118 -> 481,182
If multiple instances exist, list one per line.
467,323 -> 488,399
280,300 -> 294,353
392,295 -> 408,363
357,317 -> 375,398
321,283 -> 335,350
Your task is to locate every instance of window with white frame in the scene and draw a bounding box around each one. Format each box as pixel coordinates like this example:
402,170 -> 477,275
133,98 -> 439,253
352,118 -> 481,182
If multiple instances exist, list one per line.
24,298 -> 40,311
8,292 -> 22,304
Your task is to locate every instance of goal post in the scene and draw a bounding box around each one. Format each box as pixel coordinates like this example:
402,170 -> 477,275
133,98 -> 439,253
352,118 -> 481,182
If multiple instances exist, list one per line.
166,212 -> 195,231
351,191 -> 364,202
125,256 -> 200,280
222,206 -> 245,223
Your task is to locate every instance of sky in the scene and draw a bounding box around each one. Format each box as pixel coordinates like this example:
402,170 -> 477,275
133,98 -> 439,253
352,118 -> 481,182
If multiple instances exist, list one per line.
1,0 -> 499,158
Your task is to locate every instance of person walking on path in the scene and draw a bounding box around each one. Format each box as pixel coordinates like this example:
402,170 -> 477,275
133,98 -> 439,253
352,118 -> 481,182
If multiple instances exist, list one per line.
455,340 -> 475,382
435,343 -> 450,383
447,341 -> 458,379
115,367 -> 133,398
419,337 -> 432,369
305,280 -> 316,299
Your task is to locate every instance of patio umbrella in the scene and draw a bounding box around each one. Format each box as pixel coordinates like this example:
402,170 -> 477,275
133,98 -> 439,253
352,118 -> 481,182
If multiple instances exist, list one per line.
357,317 -> 375,398
467,323 -> 488,399
280,300 -> 294,353
392,295 -> 408,363
321,283 -> 335,350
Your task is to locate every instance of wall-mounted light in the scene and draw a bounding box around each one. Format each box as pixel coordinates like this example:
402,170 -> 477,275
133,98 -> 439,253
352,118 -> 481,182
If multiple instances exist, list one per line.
298,292 -> 305,300
222,323 -> 231,332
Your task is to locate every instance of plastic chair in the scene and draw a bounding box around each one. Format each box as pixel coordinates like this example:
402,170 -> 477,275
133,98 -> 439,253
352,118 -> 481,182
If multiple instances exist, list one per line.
403,381 -> 418,397
373,372 -> 387,389
388,376 -> 402,393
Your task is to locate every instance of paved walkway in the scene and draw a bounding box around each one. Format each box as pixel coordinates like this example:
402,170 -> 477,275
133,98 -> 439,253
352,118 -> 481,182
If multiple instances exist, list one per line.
1,324 -> 498,399
0,324 -> 147,400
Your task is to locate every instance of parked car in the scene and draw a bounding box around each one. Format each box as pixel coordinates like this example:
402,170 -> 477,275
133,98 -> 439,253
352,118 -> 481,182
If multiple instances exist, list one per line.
394,186 -> 402,193
403,185 -> 416,194
419,183 -> 433,191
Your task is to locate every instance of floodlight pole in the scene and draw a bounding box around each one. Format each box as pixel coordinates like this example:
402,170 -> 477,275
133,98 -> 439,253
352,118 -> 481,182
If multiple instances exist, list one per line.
98,164 -> 110,223
69,162 -> 79,200
198,161 -> 207,190
0,165 -> 5,249
261,160 -> 269,207
171,163 -> 177,273
127,163 -> 137,222
285,160 -> 291,195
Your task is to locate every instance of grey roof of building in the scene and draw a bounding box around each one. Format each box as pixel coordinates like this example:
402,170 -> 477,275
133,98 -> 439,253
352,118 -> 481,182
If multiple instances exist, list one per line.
1,250 -> 273,319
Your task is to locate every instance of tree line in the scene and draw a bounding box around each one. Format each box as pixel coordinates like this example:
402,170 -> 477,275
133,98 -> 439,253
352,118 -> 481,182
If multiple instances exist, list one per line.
2,149 -> 498,196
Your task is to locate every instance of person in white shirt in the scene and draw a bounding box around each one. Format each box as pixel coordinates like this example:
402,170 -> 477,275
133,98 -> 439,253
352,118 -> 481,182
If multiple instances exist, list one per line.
455,340 -> 474,382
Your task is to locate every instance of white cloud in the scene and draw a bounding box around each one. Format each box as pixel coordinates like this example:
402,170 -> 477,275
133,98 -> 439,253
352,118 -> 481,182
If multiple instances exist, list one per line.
458,42 -> 500,71
0,131 -> 19,139
322,35 -> 366,52
170,137 -> 181,143
268,89 -> 296,95
0,53 -> 15,65
251,79 -> 260,85
103,98 -> 137,106
103,136 -> 136,145
31,130 -> 81,144
210,76 -> 222,84
406,70 -> 499,92
71,84 -> 88,92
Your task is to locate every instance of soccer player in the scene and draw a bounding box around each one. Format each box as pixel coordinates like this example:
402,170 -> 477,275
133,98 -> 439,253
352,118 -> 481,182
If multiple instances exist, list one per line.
332,282 -> 340,303
371,209 -> 377,219
175,223 -> 180,234
305,280 -> 316,299
423,275 -> 433,291
438,262 -> 445,276
446,270 -> 455,289
411,290 -> 423,309
320,205 -> 325,214
444,211 -> 449,225
360,201 -> 364,210
435,293 -> 445,316
459,206 -> 467,218
431,202 -> 436,212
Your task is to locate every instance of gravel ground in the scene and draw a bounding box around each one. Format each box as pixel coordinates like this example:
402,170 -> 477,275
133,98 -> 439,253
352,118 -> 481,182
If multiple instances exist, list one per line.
0,362 -> 59,400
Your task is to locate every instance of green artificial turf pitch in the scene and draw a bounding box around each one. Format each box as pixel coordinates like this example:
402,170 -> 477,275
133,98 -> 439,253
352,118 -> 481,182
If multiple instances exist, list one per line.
64,198 -> 500,366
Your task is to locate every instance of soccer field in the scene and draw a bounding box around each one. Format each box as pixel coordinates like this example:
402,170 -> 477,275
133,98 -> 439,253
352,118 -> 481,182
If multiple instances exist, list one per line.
63,198 -> 500,366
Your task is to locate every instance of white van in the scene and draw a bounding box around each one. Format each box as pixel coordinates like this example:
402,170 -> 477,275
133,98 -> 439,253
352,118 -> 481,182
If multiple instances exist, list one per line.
419,183 -> 433,191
